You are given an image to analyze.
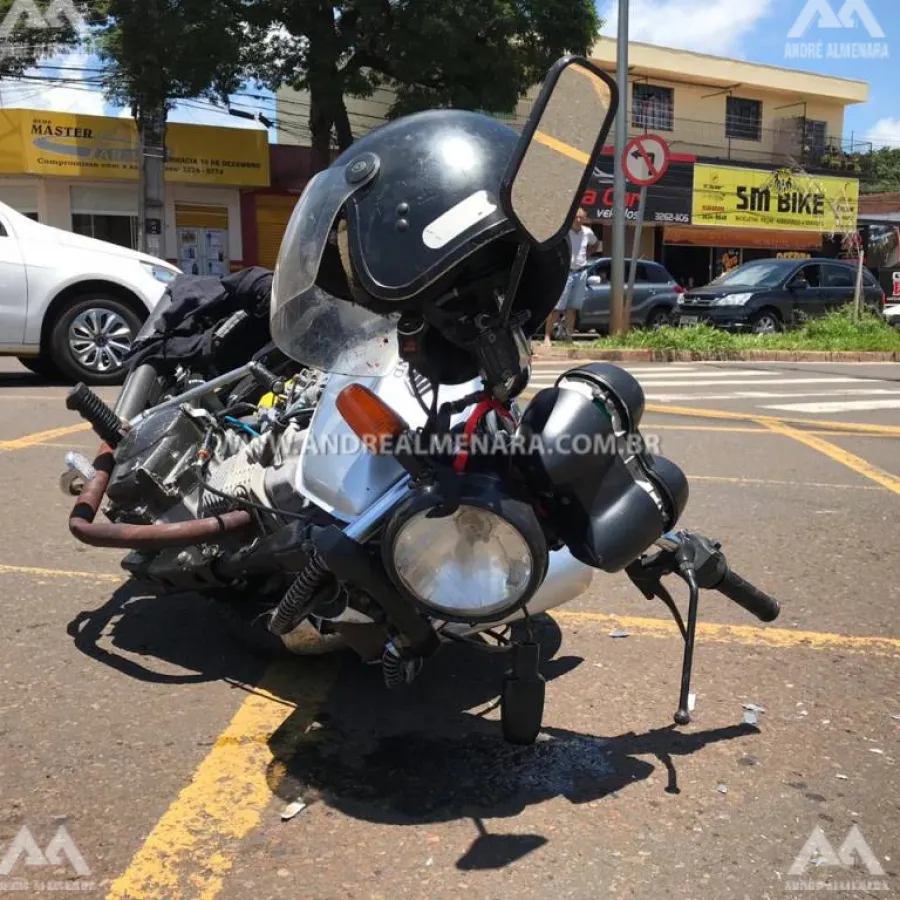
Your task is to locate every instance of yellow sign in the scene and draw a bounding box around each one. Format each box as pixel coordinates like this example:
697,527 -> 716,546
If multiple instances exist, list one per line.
0,109 -> 269,186
692,164 -> 858,233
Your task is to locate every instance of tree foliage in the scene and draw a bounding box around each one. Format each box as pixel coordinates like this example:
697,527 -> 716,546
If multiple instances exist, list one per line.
93,0 -> 248,115
246,0 -> 602,172
0,0 -> 105,76
859,147 -> 900,194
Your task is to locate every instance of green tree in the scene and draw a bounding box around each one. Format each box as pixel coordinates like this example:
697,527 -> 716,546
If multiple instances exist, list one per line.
246,0 -> 601,173
90,0 -> 250,252
860,147 -> 900,194
0,0 -> 105,75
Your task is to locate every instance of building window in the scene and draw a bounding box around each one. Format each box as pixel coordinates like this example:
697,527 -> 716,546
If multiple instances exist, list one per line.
726,96 -> 762,142
71,213 -> 138,250
804,119 -> 828,158
633,84 -> 673,132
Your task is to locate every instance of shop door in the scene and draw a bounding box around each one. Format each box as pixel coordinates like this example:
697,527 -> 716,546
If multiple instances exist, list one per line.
255,195 -> 297,270
175,204 -> 230,277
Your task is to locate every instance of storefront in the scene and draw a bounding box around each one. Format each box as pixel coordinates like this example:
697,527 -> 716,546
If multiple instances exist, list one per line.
664,161 -> 860,286
581,146 -> 695,266
0,108 -> 270,270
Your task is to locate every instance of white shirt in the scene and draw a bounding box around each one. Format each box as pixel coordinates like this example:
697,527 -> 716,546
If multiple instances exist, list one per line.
568,226 -> 599,270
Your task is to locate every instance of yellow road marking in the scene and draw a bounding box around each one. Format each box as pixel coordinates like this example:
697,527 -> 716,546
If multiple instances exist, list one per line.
520,395 -> 900,437
554,611 -> 900,657
0,564 -> 121,582
644,403 -> 900,436
761,419 -> 900,496
0,422 -> 89,451
106,658 -> 341,900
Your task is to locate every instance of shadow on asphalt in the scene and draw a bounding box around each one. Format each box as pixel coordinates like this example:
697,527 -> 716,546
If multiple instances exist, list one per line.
0,370 -> 70,388
66,584 -> 758,870
66,580 -> 271,686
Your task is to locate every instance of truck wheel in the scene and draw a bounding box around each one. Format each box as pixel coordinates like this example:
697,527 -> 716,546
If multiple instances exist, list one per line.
49,294 -> 144,386
645,306 -> 672,330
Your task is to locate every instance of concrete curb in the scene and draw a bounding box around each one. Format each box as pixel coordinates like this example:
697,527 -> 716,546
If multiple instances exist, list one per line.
532,348 -> 900,363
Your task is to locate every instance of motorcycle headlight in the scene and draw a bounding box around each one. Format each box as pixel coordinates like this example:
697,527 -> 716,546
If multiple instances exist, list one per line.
381,475 -> 549,624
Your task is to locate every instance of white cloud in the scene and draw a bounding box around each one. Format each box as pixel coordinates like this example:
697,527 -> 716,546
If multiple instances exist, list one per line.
598,0 -> 776,59
867,117 -> 900,150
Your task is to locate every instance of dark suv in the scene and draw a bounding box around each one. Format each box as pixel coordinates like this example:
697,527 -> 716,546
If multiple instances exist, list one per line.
672,258 -> 886,333
576,258 -> 683,332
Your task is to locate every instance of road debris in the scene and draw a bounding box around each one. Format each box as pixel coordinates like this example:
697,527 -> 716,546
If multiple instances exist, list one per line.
742,702 -> 765,726
717,783 -> 728,794
609,628 -> 630,639
281,799 -> 308,821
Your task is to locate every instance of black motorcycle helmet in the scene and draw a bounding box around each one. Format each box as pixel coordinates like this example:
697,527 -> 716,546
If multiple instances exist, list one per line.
270,108 -> 570,385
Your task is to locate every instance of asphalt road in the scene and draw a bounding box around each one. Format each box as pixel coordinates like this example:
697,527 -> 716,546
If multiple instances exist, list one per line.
0,357 -> 897,900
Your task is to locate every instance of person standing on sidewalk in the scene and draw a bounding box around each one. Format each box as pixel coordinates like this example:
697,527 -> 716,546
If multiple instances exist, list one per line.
544,208 -> 600,346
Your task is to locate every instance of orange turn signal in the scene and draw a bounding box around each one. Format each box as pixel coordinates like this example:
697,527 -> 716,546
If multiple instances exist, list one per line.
336,384 -> 408,453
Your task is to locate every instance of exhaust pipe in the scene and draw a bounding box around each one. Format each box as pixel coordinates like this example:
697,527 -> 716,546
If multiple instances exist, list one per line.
69,443 -> 253,550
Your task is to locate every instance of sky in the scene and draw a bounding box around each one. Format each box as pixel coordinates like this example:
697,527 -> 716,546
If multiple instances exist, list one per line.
597,0 -> 900,149
3,0 -> 896,149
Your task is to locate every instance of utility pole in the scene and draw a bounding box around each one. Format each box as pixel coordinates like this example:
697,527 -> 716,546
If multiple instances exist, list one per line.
137,102 -> 167,258
135,0 -> 167,258
609,0 -> 629,336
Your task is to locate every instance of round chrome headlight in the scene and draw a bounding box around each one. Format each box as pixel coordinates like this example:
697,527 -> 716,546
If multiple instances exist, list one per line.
382,476 -> 549,624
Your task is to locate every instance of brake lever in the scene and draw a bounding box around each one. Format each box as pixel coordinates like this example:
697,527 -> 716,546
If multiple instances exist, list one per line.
626,531 -> 726,727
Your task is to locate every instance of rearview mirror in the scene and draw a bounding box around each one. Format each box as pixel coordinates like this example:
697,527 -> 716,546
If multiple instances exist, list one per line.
586,276 -> 603,288
790,277 -> 809,290
500,56 -> 619,249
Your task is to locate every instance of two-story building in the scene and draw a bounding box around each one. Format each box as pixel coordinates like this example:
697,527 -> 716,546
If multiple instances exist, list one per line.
273,36 -> 871,287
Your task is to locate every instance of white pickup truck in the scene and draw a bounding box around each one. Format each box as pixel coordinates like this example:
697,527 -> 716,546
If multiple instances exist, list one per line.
885,302 -> 900,329
0,201 -> 181,385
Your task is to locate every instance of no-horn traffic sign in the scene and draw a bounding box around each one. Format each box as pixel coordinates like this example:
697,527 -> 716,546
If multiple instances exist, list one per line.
623,134 -> 671,187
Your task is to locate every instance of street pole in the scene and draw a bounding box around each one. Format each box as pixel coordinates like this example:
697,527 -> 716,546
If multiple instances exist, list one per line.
137,103 -> 167,258
625,184 -> 647,322
609,0 -> 629,336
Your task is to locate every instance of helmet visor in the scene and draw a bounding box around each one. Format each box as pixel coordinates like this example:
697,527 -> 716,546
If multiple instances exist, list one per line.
270,167 -> 400,376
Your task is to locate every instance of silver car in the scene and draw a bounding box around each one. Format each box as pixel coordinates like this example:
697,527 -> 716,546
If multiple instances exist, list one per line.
575,258 -> 684,332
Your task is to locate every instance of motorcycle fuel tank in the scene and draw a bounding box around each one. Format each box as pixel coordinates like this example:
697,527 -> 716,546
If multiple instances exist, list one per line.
295,360 -> 481,522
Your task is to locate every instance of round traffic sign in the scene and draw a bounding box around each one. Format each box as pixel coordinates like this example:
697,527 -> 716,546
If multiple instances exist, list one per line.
623,134 -> 670,186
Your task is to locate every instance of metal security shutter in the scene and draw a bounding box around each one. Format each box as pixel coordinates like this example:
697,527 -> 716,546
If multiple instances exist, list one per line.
256,195 -> 296,269
70,185 -> 137,215
175,204 -> 229,230
0,184 -> 38,215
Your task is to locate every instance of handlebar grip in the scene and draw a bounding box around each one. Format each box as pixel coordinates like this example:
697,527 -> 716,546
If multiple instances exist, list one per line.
716,569 -> 780,623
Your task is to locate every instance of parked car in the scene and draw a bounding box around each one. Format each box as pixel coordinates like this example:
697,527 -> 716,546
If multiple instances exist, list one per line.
577,258 -> 683,332
671,258 -> 886,334
0,201 -> 181,385
885,302 -> 900,329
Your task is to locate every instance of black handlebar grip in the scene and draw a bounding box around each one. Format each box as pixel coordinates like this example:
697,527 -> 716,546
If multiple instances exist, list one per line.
717,569 -> 780,622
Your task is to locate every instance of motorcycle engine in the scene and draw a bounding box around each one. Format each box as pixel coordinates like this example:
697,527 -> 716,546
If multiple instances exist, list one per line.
107,369 -> 327,591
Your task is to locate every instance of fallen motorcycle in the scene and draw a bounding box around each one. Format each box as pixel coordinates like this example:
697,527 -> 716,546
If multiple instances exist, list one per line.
59,55 -> 780,745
